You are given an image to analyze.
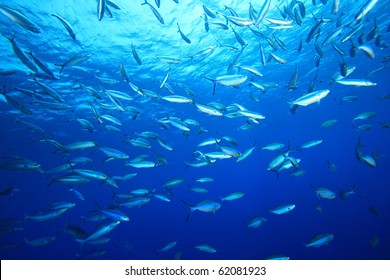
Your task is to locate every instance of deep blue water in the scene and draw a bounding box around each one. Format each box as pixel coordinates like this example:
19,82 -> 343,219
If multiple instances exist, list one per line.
0,0 -> 389,260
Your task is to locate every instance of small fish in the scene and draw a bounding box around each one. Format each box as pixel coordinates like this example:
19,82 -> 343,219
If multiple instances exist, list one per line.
270,204 -> 295,215
80,221 -> 120,246
97,0 -> 106,21
181,200 -> 221,222
158,241 -> 177,252
0,5 -> 40,33
55,53 -> 91,73
220,192 -> 245,201
51,14 -> 76,40
305,233 -> 334,248
314,186 -> 336,200
339,183 -> 362,200
3,34 -> 38,72
131,44 -> 142,65
247,217 -> 267,228
205,75 -> 247,95
290,89 -> 330,107
193,244 -> 217,253
142,0 -> 164,24
177,23 -> 191,44
300,139 -> 323,150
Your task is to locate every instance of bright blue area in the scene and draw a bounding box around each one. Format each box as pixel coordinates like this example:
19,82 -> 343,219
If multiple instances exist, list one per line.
0,0 -> 389,260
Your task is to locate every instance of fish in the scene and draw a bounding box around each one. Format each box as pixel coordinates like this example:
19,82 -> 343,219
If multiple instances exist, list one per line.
51,14 -> 76,40
55,53 -> 91,73
25,236 -> 57,246
69,189 -> 85,201
290,89 -> 330,107
255,0 -> 271,26
270,204 -> 295,215
220,192 -> 245,201
80,221 -> 120,246
314,186 -> 336,200
25,208 -> 69,222
158,241 -> 177,252
0,5 -> 40,33
25,52 -> 54,77
193,244 -> 217,253
262,143 -> 284,151
305,234 -> 334,248
177,23 -> 191,44
300,139 -> 323,150
321,119 -> 337,128
247,217 -> 267,228
355,0 -> 379,22
202,5 -> 216,18
131,44 -> 142,65
335,79 -> 377,87
3,34 -> 38,72
181,200 -> 221,222
142,0 -> 164,24
95,203 -> 130,221
205,75 -> 247,95
97,0 -> 106,21
339,183 -> 362,200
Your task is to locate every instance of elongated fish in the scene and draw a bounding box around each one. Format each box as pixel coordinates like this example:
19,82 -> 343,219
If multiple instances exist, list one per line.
270,204 -> 295,215
158,241 -> 177,252
131,44 -> 142,65
193,244 -> 217,253
97,0 -> 106,21
0,5 -> 40,33
177,23 -> 191,44
56,53 -> 91,73
305,233 -> 334,248
51,14 -> 76,40
25,52 -> 54,77
248,217 -> 267,228
80,221 -> 120,246
142,0 -> 164,24
255,0 -> 271,26
181,200 -> 221,222
3,34 -> 38,72
335,79 -> 376,86
355,0 -> 379,22
205,75 -> 247,95
290,89 -> 330,107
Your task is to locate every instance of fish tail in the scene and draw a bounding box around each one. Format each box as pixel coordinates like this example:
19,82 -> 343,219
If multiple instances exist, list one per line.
46,175 -> 56,188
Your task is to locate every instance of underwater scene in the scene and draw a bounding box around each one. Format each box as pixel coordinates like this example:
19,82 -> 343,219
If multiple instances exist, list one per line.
0,0 -> 389,260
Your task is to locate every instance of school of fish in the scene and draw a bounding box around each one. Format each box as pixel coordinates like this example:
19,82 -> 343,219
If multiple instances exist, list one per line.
0,0 -> 389,259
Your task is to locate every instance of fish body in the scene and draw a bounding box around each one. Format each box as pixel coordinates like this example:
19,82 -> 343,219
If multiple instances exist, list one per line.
158,241 -> 177,252
56,53 -> 91,73
4,35 -> 38,72
181,200 -> 221,222
0,5 -> 40,33
220,192 -> 245,201
335,79 -> 376,86
291,89 -> 330,107
270,204 -> 295,215
52,14 -> 76,40
98,0 -> 106,21
305,233 -> 334,248
80,221 -> 120,246
26,208 -> 68,222
142,0 -> 164,24
248,217 -> 267,228
193,244 -> 217,253
315,187 -> 336,199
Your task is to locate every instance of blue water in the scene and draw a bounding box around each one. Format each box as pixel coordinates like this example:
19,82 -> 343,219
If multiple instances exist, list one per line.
0,0 -> 389,260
